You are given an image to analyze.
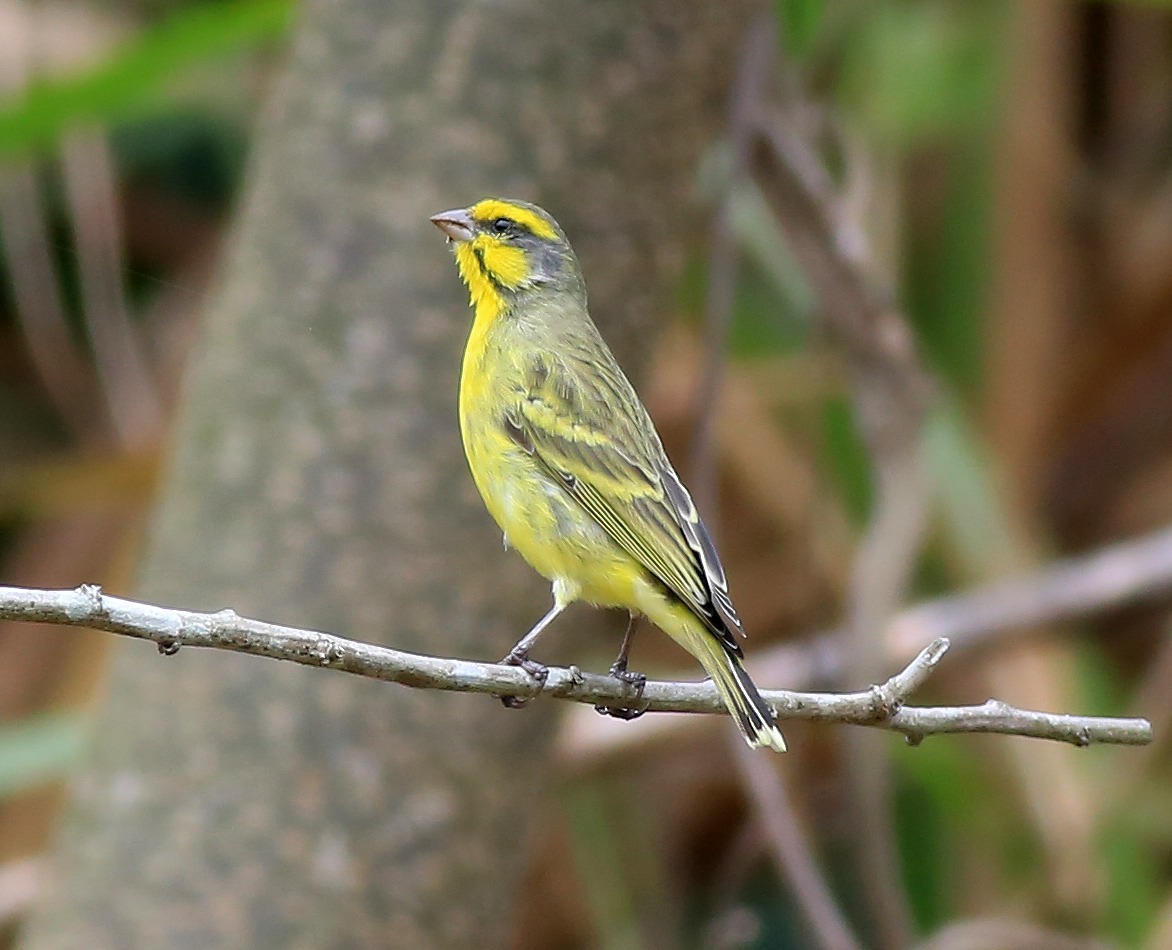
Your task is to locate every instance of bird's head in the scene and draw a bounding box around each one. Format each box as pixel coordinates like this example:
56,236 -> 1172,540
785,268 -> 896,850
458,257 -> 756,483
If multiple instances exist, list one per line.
431,198 -> 582,314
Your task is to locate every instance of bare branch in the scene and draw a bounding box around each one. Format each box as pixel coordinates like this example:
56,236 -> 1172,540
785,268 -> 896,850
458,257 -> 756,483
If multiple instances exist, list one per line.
60,130 -> 164,449
564,521 -> 1172,759
690,12 -> 775,510
888,523 -> 1172,654
0,585 -> 1151,747
734,735 -> 864,950
752,84 -> 933,949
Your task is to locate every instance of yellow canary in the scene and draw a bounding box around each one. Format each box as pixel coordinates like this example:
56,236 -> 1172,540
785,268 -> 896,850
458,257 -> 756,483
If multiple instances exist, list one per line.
431,198 -> 785,752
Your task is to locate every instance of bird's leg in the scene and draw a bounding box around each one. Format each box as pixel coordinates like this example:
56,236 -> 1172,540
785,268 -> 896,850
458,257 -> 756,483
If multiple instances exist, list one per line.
596,612 -> 648,721
499,600 -> 563,709
609,612 -> 645,686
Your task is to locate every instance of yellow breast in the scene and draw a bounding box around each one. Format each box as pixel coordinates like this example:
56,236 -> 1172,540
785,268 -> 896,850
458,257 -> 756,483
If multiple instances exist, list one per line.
457,299 -> 637,607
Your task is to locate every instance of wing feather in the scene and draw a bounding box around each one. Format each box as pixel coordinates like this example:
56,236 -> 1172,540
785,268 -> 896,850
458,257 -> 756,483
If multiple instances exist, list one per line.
506,353 -> 744,656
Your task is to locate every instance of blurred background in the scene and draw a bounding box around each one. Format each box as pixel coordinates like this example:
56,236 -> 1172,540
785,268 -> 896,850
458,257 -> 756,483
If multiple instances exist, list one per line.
1,0 -> 1171,948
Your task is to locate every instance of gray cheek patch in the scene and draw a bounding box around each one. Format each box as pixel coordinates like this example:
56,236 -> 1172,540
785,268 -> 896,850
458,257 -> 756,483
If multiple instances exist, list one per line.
529,243 -> 568,283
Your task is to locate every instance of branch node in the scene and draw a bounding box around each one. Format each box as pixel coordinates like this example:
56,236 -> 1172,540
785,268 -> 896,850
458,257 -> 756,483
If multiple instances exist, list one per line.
868,683 -> 902,721
77,583 -> 104,616
313,637 -> 344,667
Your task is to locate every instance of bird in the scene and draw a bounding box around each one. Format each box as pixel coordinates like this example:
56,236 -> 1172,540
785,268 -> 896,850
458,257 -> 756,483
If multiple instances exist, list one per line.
430,197 -> 786,752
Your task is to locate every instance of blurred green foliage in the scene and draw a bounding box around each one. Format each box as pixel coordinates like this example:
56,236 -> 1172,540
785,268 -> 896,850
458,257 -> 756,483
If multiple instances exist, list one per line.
778,0 -> 824,59
0,0 -> 288,877
111,111 -> 247,209
0,0 -> 292,158
840,1 -> 1004,146
0,711 -> 88,797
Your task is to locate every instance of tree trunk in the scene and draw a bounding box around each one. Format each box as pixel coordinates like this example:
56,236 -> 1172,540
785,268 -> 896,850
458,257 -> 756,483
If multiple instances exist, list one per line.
20,0 -> 753,946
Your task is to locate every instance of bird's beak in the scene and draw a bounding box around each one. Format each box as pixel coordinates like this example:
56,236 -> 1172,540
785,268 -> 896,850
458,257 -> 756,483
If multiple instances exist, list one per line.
430,208 -> 475,243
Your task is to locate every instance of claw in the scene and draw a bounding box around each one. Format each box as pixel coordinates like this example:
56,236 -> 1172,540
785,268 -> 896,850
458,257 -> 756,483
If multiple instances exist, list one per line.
609,661 -> 647,693
594,702 -> 648,721
594,658 -> 649,720
499,650 -> 548,709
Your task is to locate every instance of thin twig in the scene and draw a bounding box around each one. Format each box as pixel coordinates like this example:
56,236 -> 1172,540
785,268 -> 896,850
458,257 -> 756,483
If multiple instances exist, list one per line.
564,522 -> 1172,759
734,736 -> 864,950
841,448 -> 929,947
690,12 -> 774,510
1095,616 -> 1172,814
0,585 -> 1151,746
0,166 -> 99,437
753,90 -> 932,949
61,129 -> 164,448
888,523 -> 1172,655
694,21 -> 861,950
0,4 -> 100,438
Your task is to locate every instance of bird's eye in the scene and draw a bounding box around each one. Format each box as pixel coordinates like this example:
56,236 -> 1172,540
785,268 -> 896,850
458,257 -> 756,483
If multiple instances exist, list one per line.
491,217 -> 514,235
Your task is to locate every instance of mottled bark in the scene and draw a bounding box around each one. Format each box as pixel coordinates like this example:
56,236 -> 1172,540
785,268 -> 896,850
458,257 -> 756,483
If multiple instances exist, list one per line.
20,0 -> 752,947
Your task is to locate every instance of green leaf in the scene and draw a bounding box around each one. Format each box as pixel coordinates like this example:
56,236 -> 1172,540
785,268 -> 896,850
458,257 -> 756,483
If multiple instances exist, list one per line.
1103,821 -> 1162,946
894,768 -> 951,932
0,711 -> 88,797
730,179 -> 815,323
562,781 -> 658,950
839,2 -> 1003,145
0,0 -> 293,157
923,401 -> 1016,574
821,395 -> 872,523
905,147 -> 992,394
777,0 -> 823,59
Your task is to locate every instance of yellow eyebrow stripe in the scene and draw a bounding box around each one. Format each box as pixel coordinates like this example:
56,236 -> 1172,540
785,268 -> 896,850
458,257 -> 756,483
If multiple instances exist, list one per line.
470,199 -> 558,241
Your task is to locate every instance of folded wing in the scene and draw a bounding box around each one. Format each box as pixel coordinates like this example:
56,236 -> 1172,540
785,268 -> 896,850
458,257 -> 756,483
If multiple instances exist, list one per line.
504,356 -> 746,656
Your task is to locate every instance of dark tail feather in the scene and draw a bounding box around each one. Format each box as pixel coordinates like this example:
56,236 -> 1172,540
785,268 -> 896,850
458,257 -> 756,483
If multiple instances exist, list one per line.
710,649 -> 787,753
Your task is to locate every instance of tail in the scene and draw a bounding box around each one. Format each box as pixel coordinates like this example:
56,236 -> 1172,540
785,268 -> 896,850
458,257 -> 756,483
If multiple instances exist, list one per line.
640,595 -> 786,752
705,647 -> 787,752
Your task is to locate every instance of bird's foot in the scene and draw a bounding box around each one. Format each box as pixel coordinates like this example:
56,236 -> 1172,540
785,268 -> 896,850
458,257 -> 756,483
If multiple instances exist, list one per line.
499,649 -> 548,709
594,660 -> 648,720
610,660 -> 647,693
